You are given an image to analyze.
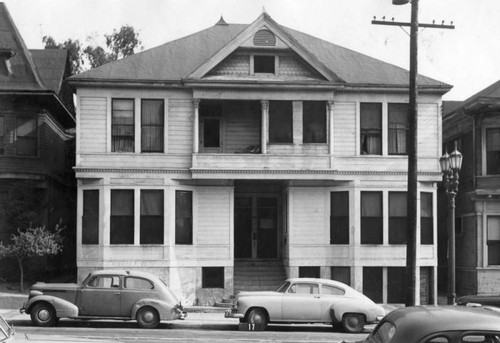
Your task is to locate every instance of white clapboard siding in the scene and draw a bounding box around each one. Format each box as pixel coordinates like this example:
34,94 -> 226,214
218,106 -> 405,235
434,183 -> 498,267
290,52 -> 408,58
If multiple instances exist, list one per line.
225,111 -> 260,152
79,97 -> 107,153
168,99 -> 193,154
291,188 -> 327,246
333,102 -> 356,156
418,103 -> 439,158
197,188 -> 231,246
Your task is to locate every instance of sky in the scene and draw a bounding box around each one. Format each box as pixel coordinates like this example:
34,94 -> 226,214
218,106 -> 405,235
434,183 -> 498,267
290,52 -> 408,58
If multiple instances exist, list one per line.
4,0 -> 500,101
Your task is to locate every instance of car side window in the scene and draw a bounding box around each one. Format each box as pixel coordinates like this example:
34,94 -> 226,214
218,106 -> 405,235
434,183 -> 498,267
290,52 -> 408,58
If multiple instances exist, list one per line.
87,276 -> 120,288
124,277 -> 153,290
461,335 -> 500,343
288,283 -> 319,294
425,336 -> 449,343
322,284 -> 345,295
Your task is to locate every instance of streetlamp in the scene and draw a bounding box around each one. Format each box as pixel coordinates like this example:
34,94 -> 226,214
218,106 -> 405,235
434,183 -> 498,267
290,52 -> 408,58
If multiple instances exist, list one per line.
439,141 -> 463,305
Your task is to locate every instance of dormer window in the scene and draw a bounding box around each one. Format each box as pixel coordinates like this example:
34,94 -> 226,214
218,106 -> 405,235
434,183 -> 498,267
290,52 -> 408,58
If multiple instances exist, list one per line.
254,55 -> 275,74
0,49 -> 14,77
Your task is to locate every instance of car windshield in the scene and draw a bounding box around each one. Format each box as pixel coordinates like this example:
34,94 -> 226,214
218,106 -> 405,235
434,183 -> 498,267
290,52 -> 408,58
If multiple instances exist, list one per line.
275,281 -> 290,293
370,321 -> 395,343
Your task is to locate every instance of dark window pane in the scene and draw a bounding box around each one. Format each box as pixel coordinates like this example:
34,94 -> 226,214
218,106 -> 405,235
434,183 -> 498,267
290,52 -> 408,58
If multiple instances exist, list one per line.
487,216 -> 500,265
331,267 -> 350,286
110,190 -> 134,244
202,267 -> 224,288
269,101 -> 292,143
361,192 -> 383,244
331,191 -> 349,244
141,99 -> 164,153
0,116 -> 4,154
421,192 -> 433,245
203,119 -> 220,147
363,267 -> 382,303
389,192 -> 407,244
140,190 -> 163,244
299,266 -> 320,278
486,128 -> 500,175
82,190 -> 99,245
360,103 -> 382,155
388,103 -> 409,155
254,55 -> 275,73
387,267 -> 406,303
16,117 -> 37,156
303,101 -> 326,143
176,190 -> 193,245
112,99 -> 134,152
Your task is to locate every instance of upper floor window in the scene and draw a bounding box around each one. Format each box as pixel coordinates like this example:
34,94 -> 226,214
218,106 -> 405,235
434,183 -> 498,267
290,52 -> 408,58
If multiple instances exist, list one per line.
361,191 -> 383,244
269,101 -> 292,143
112,99 -> 134,152
254,55 -> 275,74
16,117 -> 37,156
486,128 -> 500,175
388,103 -> 409,155
303,101 -> 326,143
141,99 -> 164,153
360,103 -> 382,155
487,216 -> 500,266
0,116 -> 4,154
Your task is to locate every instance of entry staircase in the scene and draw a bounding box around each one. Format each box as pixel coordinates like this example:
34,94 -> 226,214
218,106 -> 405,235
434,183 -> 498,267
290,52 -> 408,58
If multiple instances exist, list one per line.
233,260 -> 287,293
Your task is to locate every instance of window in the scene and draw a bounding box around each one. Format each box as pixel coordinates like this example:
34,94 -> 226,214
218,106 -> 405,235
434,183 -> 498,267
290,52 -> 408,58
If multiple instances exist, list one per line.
331,267 -> 351,286
322,284 -> 345,295
361,192 -> 383,244
203,118 -> 220,148
269,101 -> 292,143
88,276 -> 120,288
125,277 -> 153,290
0,116 -> 4,154
487,216 -> 500,266
175,190 -> 193,245
388,103 -> 409,155
387,267 -> 406,303
331,192 -> 349,244
421,192 -> 433,245
112,99 -> 134,152
486,128 -> 500,175
254,55 -> 275,73
389,192 -> 407,244
303,101 -> 326,143
289,283 -> 319,294
360,103 -> 382,155
82,190 -> 99,245
140,190 -> 163,244
110,190 -> 134,244
141,99 -> 164,153
363,267 -> 382,303
16,117 -> 37,156
202,267 -> 225,288
299,266 -> 320,278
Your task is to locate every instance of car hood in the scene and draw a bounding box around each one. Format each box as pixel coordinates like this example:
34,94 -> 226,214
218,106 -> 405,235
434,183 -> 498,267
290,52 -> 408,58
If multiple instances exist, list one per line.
31,282 -> 79,291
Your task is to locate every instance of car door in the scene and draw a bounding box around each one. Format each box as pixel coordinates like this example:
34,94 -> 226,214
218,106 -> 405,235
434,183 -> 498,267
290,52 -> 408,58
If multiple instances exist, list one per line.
78,275 -> 121,316
120,276 -> 155,317
281,282 -> 322,321
318,284 -> 346,321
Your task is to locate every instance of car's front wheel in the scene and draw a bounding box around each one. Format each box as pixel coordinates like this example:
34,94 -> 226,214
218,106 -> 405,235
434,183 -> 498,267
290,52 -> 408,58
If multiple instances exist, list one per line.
246,308 -> 268,331
136,306 -> 160,329
342,313 -> 365,333
31,302 -> 58,327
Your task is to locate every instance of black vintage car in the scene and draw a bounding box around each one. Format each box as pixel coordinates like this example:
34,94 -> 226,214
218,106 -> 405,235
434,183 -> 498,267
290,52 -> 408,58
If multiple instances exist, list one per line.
457,294 -> 500,308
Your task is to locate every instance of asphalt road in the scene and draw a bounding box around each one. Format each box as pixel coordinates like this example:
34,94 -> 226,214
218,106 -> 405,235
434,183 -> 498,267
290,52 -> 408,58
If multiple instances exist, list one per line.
7,317 -> 370,343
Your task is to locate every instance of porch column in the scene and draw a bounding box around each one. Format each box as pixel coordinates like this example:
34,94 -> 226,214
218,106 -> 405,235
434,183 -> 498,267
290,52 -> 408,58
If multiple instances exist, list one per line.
327,100 -> 334,154
193,99 -> 200,153
261,100 -> 269,154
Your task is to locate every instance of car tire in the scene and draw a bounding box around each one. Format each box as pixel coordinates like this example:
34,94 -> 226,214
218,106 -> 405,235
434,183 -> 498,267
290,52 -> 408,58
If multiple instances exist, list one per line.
30,302 -> 58,327
342,313 -> 365,333
247,308 -> 268,331
136,306 -> 160,329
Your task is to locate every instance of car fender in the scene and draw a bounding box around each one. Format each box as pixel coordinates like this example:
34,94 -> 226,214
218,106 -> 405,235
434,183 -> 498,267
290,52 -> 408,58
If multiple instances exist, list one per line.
131,298 -> 177,320
24,295 -> 79,318
329,298 -> 371,322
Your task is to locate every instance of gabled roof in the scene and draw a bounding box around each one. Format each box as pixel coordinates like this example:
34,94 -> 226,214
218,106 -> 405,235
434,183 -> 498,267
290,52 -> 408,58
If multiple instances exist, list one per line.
30,49 -> 70,94
70,13 -> 451,92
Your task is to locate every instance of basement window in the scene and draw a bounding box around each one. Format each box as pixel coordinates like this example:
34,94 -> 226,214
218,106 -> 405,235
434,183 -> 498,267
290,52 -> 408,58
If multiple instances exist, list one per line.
202,267 -> 224,288
254,55 -> 275,74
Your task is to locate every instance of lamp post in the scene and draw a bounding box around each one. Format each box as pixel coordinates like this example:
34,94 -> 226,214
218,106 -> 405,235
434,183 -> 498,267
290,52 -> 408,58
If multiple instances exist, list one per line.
440,141 -> 463,305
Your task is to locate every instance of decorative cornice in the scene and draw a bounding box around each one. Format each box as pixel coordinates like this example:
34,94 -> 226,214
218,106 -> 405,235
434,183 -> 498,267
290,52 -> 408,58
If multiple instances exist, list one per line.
74,168 -> 190,174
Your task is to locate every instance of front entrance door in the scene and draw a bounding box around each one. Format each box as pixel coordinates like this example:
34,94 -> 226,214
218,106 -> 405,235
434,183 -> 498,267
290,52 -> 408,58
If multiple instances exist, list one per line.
234,195 -> 278,259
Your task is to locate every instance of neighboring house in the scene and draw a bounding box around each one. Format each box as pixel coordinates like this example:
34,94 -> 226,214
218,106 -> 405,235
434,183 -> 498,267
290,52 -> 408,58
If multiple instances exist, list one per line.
0,3 -> 76,267
69,13 -> 451,306
442,81 -> 500,297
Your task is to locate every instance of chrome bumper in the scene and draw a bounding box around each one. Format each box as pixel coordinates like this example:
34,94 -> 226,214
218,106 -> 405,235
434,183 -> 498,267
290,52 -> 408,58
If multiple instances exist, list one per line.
225,309 -> 244,319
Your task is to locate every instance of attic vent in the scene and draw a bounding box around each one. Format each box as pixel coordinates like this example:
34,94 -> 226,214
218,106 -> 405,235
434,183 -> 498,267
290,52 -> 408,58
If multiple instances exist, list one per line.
253,29 -> 276,46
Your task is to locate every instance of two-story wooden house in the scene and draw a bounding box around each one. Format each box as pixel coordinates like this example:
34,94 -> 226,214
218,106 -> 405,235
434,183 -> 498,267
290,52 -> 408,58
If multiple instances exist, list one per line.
442,81 -> 500,297
70,13 -> 451,305
0,2 -> 75,252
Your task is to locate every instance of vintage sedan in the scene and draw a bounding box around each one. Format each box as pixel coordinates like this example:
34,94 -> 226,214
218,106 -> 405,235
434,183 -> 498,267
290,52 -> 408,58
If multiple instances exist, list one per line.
225,278 -> 385,333
20,270 -> 186,328
359,306 -> 500,343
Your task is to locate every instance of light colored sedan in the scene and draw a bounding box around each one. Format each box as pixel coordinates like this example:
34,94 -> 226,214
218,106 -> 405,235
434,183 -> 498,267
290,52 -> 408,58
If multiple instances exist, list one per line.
225,278 -> 385,333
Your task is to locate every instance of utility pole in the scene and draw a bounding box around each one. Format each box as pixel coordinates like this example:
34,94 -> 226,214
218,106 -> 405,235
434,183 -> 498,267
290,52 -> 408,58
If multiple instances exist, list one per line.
373,0 -> 454,306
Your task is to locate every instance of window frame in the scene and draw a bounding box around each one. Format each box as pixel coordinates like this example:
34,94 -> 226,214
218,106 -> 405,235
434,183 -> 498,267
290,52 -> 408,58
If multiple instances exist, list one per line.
253,55 -> 275,74
487,216 -> 500,266
268,101 -> 293,144
360,102 -> 382,155
361,191 -> 383,245
15,116 -> 38,157
389,192 -> 407,245
420,192 -> 434,245
141,99 -> 164,153
175,190 -> 193,245
82,189 -> 99,245
330,191 -> 350,244
111,98 -> 135,153
110,189 -> 135,245
388,103 -> 409,155
303,101 -> 326,144
485,127 -> 500,175
140,189 -> 164,245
